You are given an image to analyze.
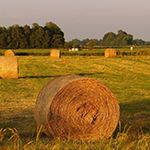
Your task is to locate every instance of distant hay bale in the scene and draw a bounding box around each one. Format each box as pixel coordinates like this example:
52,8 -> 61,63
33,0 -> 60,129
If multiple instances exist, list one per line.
4,50 -> 15,56
35,75 -> 120,141
50,49 -> 61,58
105,49 -> 117,58
0,57 -> 18,79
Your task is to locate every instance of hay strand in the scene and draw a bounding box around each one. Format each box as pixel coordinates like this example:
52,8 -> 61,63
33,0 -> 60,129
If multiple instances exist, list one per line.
105,49 -> 117,58
35,75 -> 120,140
0,56 -> 18,79
4,50 -> 15,56
50,49 -> 61,58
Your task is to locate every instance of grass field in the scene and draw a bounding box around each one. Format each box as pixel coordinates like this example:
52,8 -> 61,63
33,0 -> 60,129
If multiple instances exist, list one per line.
0,47 -> 150,56
0,53 -> 150,149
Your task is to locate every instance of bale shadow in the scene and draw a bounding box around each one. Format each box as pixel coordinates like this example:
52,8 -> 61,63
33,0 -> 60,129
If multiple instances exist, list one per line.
19,75 -> 57,79
19,72 -> 104,79
113,98 -> 150,138
77,72 -> 104,76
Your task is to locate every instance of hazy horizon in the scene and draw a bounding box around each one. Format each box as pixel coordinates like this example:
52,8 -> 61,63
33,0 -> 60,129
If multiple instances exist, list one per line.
0,0 -> 150,42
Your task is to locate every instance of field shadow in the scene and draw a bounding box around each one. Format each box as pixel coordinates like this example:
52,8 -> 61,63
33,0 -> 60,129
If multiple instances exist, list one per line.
19,75 -> 59,79
16,52 -> 28,56
15,52 -> 50,56
111,98 -> 150,141
117,98 -> 150,135
19,72 -> 104,79
77,72 -> 104,76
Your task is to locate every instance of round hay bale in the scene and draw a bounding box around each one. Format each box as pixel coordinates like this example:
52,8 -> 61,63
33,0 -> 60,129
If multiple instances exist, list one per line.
0,56 -> 18,79
50,49 -> 61,58
35,75 -> 120,141
105,49 -> 116,58
4,50 -> 15,56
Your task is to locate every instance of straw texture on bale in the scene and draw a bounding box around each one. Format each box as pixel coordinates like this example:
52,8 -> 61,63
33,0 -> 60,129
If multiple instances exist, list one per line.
105,48 -> 117,58
4,50 -> 15,56
35,75 -> 120,140
50,49 -> 61,58
0,57 -> 18,79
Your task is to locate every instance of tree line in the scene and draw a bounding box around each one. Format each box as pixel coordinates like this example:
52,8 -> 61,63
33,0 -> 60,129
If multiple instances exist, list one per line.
0,22 -> 150,49
66,30 -> 150,50
0,22 -> 65,49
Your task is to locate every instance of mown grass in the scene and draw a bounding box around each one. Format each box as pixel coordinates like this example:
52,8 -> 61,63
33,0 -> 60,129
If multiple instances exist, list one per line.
0,54 -> 150,149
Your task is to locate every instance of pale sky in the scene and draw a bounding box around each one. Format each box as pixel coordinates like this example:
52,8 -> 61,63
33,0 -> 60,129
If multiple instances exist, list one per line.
0,0 -> 150,41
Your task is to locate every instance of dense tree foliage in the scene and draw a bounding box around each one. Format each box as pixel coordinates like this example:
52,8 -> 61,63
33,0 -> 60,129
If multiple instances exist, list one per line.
69,38 -> 101,48
69,30 -> 150,48
0,22 -> 64,49
133,39 -> 146,46
64,41 -> 73,50
86,40 -> 96,49
0,24 -> 149,49
101,30 -> 133,46
101,32 -> 116,46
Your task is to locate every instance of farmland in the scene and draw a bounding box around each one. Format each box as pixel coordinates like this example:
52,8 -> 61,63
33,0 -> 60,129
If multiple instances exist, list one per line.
0,48 -> 150,149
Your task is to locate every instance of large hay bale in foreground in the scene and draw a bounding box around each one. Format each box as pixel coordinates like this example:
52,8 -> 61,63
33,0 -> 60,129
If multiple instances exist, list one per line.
0,57 -> 18,79
35,75 -> 120,141
4,50 -> 15,56
105,49 -> 116,58
50,49 -> 61,58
